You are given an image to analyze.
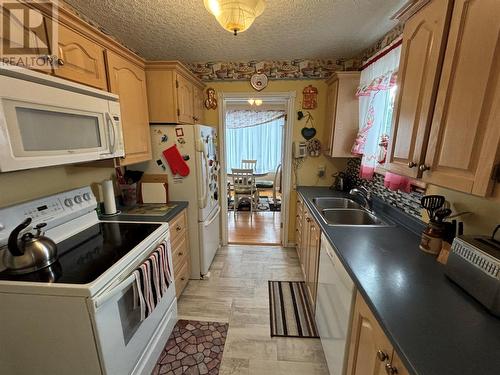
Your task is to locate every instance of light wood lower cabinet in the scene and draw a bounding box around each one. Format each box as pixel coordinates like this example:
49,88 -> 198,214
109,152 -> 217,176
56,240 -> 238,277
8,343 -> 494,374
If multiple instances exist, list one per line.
295,195 -> 321,310
169,209 -> 190,298
106,50 -> 152,166
54,24 -> 107,90
347,292 -> 410,375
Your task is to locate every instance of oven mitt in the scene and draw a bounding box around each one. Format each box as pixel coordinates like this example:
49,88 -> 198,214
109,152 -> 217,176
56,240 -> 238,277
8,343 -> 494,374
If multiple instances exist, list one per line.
162,145 -> 190,177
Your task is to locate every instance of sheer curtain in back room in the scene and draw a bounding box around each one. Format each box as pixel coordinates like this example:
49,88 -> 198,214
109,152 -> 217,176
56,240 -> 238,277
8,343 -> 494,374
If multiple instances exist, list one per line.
225,110 -> 285,174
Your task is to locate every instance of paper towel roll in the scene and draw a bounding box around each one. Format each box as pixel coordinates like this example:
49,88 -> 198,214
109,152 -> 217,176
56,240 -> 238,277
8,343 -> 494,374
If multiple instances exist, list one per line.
102,180 -> 117,215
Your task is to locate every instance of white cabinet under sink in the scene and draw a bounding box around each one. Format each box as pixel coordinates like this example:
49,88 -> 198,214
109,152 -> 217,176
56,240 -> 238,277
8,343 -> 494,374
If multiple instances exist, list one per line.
316,233 -> 356,375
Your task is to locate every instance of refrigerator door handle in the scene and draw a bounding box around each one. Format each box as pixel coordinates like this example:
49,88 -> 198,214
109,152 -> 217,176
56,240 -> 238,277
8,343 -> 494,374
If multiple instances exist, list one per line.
198,146 -> 209,208
204,206 -> 221,227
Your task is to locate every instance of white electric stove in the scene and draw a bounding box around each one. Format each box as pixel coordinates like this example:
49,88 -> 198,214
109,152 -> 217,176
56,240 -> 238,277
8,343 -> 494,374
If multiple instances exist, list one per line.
0,187 -> 177,375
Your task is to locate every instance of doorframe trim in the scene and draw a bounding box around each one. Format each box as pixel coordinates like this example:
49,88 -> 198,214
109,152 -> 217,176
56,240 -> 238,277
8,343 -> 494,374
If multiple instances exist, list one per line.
218,91 -> 296,246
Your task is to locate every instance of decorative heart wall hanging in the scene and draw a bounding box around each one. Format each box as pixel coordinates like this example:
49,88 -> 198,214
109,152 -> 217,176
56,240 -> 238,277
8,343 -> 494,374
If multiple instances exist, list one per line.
299,111 -> 317,141
301,127 -> 316,140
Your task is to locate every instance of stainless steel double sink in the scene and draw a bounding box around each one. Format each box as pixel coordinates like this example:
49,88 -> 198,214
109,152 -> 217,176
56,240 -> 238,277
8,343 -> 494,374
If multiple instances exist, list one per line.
312,197 -> 392,227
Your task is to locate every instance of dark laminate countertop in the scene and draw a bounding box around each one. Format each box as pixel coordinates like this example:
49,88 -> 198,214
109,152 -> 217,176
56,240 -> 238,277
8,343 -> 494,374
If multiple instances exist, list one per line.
297,186 -> 500,375
99,201 -> 188,223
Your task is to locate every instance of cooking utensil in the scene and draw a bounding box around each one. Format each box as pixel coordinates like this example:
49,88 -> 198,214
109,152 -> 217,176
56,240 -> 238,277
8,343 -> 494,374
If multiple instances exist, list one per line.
434,208 -> 452,223
3,218 -> 58,274
421,195 -> 445,221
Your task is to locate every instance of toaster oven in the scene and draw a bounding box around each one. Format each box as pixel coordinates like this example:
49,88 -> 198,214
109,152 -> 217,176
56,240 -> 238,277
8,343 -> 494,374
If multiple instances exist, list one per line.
445,226 -> 500,317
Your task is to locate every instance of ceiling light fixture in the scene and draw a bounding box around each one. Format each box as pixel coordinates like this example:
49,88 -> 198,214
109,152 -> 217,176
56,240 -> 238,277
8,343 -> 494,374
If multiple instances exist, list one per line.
204,0 -> 266,36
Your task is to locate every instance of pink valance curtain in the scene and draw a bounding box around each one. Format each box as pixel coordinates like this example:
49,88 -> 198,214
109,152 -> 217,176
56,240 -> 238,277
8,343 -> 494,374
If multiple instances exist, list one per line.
351,43 -> 401,180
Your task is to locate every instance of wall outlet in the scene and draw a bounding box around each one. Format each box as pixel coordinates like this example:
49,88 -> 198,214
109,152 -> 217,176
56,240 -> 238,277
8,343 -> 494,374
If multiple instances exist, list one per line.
318,165 -> 326,178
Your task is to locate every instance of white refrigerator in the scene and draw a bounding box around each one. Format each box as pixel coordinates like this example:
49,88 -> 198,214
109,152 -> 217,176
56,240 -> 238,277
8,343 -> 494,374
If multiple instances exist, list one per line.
142,124 -> 221,279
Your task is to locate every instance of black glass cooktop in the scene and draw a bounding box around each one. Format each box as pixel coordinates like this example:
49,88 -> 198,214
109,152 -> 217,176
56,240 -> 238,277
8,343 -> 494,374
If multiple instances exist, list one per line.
0,222 -> 161,284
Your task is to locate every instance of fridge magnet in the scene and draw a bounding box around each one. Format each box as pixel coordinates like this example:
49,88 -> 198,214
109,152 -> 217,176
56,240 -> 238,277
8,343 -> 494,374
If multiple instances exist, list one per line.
302,85 -> 318,109
162,145 -> 190,177
175,127 -> 184,137
160,134 -> 168,143
183,154 -> 190,161
204,88 -> 218,110
177,137 -> 186,145
156,159 -> 167,171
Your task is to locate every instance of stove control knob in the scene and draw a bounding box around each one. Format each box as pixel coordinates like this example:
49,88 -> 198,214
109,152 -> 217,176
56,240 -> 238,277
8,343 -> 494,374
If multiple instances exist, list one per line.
74,195 -> 83,204
82,193 -> 91,201
64,198 -> 73,207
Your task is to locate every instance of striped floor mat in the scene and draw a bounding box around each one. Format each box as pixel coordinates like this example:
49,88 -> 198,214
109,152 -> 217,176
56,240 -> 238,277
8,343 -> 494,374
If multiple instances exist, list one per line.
268,281 -> 319,338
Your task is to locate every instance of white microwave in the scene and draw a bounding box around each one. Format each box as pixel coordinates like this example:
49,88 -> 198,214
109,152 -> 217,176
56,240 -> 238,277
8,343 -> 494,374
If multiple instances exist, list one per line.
0,65 -> 124,172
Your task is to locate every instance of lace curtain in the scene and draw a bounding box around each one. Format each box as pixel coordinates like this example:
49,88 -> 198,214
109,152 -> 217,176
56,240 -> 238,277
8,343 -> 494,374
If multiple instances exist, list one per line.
225,110 -> 285,174
352,43 -> 401,179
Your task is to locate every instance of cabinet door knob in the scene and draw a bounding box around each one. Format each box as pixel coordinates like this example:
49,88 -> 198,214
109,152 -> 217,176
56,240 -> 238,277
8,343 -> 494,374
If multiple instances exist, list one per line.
178,252 -> 183,256
176,225 -> 182,231
57,58 -> 65,66
385,363 -> 398,375
419,164 -> 431,172
377,350 -> 389,362
407,161 -> 417,168
306,217 -> 311,223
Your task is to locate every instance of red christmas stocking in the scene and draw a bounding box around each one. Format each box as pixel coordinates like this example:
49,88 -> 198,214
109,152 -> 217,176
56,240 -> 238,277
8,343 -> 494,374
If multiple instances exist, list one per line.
162,145 -> 190,177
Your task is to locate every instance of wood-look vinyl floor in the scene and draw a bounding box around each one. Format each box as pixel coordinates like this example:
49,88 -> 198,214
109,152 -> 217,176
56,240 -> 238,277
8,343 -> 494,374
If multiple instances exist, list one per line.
177,245 -> 329,375
227,211 -> 281,245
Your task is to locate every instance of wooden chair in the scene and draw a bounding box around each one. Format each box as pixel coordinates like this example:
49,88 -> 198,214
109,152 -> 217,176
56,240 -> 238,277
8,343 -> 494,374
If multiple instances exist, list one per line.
241,159 -> 257,172
231,168 -> 257,215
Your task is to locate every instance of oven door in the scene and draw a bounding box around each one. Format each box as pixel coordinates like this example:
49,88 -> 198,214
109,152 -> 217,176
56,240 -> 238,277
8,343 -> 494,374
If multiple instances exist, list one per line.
90,235 -> 176,375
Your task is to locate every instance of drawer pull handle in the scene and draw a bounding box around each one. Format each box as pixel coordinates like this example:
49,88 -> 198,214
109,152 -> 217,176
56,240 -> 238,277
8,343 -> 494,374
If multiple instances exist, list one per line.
419,164 -> 431,172
385,363 -> 398,375
377,350 -> 389,362
180,277 -> 186,281
407,161 -> 417,168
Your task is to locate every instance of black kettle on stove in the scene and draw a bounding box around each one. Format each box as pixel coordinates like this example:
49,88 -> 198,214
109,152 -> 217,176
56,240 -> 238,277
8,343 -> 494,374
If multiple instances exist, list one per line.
4,218 -> 58,274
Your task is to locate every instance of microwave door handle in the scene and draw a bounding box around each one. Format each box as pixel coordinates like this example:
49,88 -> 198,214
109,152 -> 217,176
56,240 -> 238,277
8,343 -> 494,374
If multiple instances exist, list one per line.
93,272 -> 136,310
106,112 -> 116,153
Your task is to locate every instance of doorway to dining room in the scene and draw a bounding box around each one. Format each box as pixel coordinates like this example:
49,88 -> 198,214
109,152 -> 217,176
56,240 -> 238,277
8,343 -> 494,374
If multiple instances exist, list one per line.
219,93 -> 294,246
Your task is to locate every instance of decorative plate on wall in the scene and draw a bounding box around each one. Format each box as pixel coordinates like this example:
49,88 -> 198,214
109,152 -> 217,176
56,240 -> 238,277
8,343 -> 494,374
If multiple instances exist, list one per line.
250,73 -> 268,91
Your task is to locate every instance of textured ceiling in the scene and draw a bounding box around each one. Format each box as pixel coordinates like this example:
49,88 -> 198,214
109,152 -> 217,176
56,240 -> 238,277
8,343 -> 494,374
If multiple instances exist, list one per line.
65,0 -> 405,62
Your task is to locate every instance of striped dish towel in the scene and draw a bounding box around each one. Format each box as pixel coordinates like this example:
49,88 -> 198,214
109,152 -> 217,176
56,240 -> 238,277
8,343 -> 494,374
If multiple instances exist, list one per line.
133,240 -> 173,321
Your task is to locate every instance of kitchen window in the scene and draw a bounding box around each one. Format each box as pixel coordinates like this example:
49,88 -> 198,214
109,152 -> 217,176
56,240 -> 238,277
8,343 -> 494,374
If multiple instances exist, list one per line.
352,41 -> 402,179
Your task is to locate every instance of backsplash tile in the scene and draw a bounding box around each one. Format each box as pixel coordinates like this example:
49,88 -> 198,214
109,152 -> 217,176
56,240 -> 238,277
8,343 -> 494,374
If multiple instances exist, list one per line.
344,158 -> 425,220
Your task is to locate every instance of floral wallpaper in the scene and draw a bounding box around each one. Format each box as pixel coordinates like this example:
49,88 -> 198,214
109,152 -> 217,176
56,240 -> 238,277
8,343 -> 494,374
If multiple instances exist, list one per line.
358,24 -> 404,64
186,59 -> 356,81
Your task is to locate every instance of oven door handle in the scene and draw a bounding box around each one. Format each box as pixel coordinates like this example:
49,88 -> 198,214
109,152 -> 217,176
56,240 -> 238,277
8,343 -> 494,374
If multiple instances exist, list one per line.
93,272 -> 136,309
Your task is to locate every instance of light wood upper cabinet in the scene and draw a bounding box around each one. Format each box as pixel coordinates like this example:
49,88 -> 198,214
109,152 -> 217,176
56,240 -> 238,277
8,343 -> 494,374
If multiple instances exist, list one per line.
1,0 -> 52,71
387,0 -> 453,178
146,61 -> 205,124
176,73 -> 195,124
53,24 -> 107,90
387,0 -> 500,197
106,51 -> 151,166
193,86 -> 205,124
324,72 -> 360,157
421,0 -> 500,196
347,292 -> 410,375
